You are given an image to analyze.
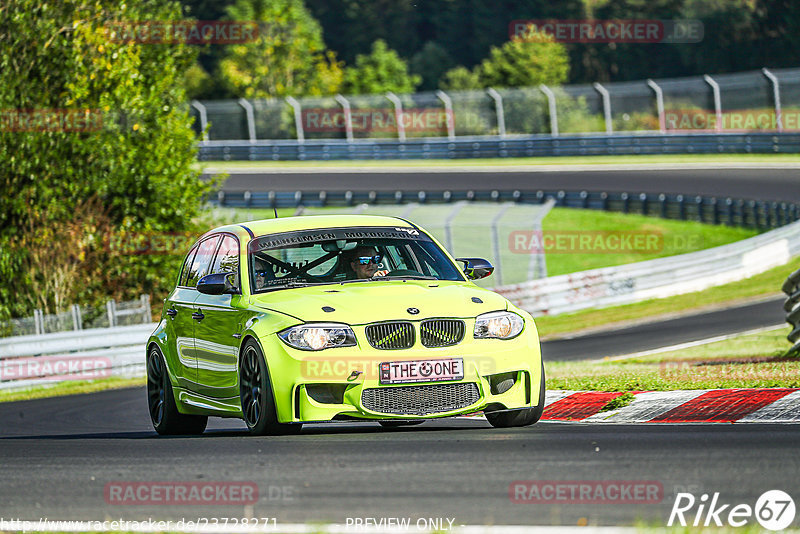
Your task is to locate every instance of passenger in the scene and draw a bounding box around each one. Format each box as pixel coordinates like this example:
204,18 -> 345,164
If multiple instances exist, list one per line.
345,246 -> 387,279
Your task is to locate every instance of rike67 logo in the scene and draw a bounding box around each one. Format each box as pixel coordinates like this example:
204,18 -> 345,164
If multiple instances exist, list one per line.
668,490 -> 796,531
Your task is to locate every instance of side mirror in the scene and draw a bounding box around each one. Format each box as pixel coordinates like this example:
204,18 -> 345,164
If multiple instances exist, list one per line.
455,258 -> 494,280
197,273 -> 238,295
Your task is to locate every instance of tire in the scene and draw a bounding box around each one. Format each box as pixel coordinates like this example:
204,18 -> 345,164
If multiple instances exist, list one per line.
378,420 -> 425,428
146,345 -> 207,436
486,365 -> 546,429
239,339 -> 302,436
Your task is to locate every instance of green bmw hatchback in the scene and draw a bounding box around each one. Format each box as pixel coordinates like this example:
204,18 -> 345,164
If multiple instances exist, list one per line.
146,214 -> 545,435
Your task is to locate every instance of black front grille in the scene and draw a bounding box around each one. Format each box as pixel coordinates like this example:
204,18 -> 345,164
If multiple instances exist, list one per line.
361,383 -> 481,415
420,319 -> 465,347
365,322 -> 415,350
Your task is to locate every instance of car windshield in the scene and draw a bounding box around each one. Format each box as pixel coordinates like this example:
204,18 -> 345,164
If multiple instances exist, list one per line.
248,226 -> 464,292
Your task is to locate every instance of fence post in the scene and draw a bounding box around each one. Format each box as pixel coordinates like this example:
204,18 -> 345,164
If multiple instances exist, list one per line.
71,304 -> 82,331
443,201 -> 468,253
435,90 -> 456,141
285,96 -> 305,143
539,84 -> 558,137
647,79 -> 666,133
334,94 -> 354,143
593,82 -> 613,134
141,294 -> 151,324
385,92 -> 406,142
34,309 -> 43,336
237,98 -> 257,143
107,299 -> 116,328
490,203 -> 513,286
703,75 -> 723,132
762,68 -> 783,132
486,88 -> 506,138
190,100 -> 209,143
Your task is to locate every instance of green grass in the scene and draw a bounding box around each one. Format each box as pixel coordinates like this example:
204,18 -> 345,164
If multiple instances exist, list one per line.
0,376 -> 144,403
541,209 -> 757,275
546,326 -> 799,391
198,153 -> 800,170
535,261 -> 795,339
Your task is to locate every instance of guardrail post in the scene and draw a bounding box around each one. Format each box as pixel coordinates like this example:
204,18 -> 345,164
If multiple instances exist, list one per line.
539,84 -> 558,137
486,88 -> 506,138
140,294 -> 151,324
600,192 -> 608,211
237,98 -> 257,143
334,94 -> 354,143
725,198 -> 734,225
385,92 -> 406,142
695,196 -> 704,222
436,90 -> 456,140
647,79 -> 666,133
443,201 -> 467,252
659,194 -> 667,218
703,75 -> 723,132
677,195 -> 685,220
710,197 -> 719,225
621,192 -> 629,214
580,190 -> 589,208
593,82 -> 613,134
639,193 -> 648,215
285,96 -> 305,143
71,304 -> 82,331
762,68 -> 783,132
190,100 -> 209,143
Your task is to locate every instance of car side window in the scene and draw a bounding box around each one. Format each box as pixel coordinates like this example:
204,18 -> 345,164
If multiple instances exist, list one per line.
185,236 -> 220,288
179,247 -> 198,287
210,235 -> 240,288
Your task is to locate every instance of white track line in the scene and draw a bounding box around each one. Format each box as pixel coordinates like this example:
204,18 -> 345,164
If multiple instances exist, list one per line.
594,324 -> 788,363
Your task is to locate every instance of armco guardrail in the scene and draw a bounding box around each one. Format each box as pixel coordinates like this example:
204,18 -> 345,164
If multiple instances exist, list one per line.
213,189 -> 800,230
198,132 -> 800,161
783,267 -> 800,354
494,219 -> 800,316
0,323 -> 155,390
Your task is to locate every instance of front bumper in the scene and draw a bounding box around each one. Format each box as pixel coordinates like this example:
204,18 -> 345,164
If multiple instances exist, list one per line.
255,318 -> 543,423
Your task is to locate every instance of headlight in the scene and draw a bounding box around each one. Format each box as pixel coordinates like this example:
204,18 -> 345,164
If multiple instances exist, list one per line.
474,311 -> 524,339
278,323 -> 357,351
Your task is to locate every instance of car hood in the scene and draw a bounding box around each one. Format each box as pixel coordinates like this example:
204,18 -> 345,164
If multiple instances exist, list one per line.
249,280 -> 508,324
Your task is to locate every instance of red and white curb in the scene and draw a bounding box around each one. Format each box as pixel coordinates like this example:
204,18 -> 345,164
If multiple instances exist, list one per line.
542,389 -> 800,423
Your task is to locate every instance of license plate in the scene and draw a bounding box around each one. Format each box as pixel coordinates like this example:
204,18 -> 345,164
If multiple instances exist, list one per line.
379,358 -> 464,384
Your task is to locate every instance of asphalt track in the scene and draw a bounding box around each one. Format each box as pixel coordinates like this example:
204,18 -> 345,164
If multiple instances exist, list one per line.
210,166 -> 800,202
540,295 -> 787,361
2,387 -> 800,527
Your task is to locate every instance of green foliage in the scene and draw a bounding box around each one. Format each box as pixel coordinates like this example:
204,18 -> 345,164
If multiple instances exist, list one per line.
218,0 -> 343,98
0,0 -> 214,318
477,34 -> 569,89
342,40 -> 421,95
410,41 -> 456,91
440,66 -> 482,91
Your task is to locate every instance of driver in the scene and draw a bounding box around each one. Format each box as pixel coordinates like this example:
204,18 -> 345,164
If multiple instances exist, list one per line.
253,257 -> 271,290
346,246 -> 388,279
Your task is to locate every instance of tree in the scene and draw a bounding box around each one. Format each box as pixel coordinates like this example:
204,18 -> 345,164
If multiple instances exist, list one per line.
218,0 -> 343,98
410,41 -> 456,91
477,34 -> 570,88
0,0 -> 213,318
342,39 -> 421,95
439,66 -> 482,91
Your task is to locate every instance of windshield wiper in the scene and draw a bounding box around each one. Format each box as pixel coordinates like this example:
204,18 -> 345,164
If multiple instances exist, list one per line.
340,275 -> 437,285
